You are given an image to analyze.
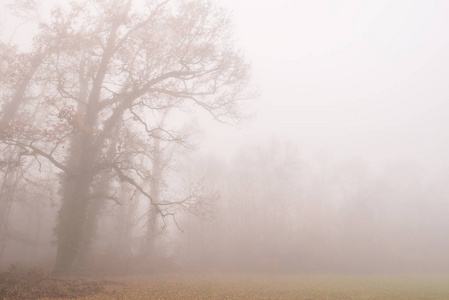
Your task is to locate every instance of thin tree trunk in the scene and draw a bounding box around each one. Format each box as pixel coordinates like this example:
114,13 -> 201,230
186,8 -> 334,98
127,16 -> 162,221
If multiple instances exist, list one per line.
33,200 -> 42,264
0,195 -> 13,265
144,137 -> 162,259
0,154 -> 17,265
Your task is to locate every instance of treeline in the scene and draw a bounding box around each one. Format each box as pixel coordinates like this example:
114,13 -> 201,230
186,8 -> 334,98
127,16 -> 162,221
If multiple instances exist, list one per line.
1,139 -> 449,273
177,141 -> 449,273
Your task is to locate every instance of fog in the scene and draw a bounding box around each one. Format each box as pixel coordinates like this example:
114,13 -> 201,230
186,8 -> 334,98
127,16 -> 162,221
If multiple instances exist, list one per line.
208,0 -> 449,169
1,0 -> 449,276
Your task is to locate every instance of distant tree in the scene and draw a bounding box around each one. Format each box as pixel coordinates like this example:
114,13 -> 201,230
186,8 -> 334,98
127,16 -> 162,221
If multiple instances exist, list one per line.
0,0 -> 250,274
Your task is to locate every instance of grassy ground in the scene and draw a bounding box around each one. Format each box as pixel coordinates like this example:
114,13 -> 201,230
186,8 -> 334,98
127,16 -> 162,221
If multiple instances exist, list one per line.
66,273 -> 449,299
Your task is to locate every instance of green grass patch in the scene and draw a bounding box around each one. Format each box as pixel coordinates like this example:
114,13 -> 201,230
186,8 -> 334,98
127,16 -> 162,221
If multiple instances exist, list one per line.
78,273 -> 449,299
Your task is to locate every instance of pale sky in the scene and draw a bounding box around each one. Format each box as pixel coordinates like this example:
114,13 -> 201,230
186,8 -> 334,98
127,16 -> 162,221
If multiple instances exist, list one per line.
2,0 -> 449,169
203,0 -> 449,169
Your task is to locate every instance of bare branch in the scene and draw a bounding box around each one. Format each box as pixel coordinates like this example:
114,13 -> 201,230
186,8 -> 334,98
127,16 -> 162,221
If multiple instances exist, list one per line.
89,190 -> 122,206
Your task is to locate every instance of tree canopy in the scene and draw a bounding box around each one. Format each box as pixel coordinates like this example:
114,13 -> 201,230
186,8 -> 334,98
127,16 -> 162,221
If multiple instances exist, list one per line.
0,0 -> 250,274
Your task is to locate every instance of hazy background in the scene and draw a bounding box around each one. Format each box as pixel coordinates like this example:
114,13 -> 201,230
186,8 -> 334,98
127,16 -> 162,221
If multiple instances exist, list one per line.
1,0 -> 449,274
2,0 -> 449,167
202,0 -> 449,170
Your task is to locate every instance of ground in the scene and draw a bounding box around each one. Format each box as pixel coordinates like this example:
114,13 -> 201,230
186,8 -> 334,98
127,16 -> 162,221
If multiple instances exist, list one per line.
93,274 -> 449,299
2,268 -> 449,299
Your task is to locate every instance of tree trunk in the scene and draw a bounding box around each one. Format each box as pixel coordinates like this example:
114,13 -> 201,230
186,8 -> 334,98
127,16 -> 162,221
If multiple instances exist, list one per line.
76,196 -> 105,267
144,137 -> 162,260
54,173 -> 93,274
0,154 -> 18,265
54,130 -> 97,274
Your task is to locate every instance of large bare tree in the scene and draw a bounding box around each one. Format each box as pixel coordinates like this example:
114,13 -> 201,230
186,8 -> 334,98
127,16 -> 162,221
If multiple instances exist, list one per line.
0,0 -> 250,274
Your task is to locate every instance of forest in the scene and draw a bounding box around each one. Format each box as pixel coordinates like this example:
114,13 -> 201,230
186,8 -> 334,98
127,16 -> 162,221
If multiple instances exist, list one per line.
1,0 -> 449,299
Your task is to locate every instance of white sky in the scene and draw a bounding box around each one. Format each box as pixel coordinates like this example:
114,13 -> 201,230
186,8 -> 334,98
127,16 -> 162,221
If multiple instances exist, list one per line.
203,0 -> 449,169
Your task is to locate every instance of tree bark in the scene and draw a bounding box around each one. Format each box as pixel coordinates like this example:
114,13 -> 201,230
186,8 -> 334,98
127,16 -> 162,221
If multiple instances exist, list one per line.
142,136 -> 162,260
54,130 -> 97,274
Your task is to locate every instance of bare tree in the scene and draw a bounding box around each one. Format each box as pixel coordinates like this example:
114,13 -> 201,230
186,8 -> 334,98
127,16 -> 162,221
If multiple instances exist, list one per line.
0,0 -> 250,274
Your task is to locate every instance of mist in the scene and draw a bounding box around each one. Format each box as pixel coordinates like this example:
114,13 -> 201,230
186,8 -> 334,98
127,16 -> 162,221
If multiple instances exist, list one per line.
1,0 -> 449,290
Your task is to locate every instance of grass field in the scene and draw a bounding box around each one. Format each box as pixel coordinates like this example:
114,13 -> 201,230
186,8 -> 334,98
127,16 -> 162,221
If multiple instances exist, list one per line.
64,273 -> 449,299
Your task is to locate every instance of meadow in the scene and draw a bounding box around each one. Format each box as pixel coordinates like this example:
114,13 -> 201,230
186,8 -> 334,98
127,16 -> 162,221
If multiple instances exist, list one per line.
63,273 -> 449,299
